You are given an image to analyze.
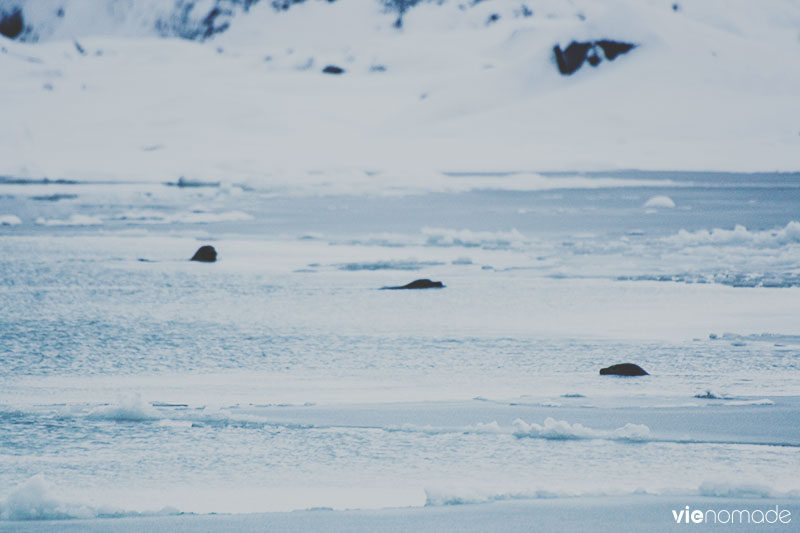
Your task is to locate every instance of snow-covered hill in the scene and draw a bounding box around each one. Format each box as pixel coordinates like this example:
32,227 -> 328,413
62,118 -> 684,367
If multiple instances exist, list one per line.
1,0 -> 799,184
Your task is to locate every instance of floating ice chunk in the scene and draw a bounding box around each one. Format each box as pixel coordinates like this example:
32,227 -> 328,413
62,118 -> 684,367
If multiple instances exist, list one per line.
422,227 -> 526,249
513,417 -> 650,441
388,421 -> 507,435
643,195 -> 676,208
424,487 -> 565,507
87,394 -> 160,422
0,214 -> 22,225
112,209 -> 252,224
726,399 -> 775,406
0,474 -> 94,520
338,259 -> 444,271
35,214 -> 103,226
0,474 -> 180,520
698,481 -> 776,499
664,221 -> 800,248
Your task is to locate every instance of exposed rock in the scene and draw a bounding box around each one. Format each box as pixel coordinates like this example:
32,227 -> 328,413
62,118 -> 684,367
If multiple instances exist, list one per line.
553,41 -> 593,75
191,245 -> 217,262
382,279 -> 444,290
272,0 -> 316,11
599,363 -> 649,376
0,8 -> 23,39
553,39 -> 636,75
322,65 -> 345,75
383,0 -> 422,29
154,1 -> 252,41
200,7 -> 229,39
596,40 -> 636,61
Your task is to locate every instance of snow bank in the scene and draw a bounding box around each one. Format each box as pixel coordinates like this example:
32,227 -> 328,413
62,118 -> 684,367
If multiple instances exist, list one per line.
665,221 -> 800,248
513,417 -> 651,441
1,0 -> 799,181
0,474 -> 181,521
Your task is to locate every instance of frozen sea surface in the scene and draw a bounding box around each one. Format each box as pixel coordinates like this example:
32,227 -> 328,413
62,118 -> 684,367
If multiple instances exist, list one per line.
1,171 -> 799,522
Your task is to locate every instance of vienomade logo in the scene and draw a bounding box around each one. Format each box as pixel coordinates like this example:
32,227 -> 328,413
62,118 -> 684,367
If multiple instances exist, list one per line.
671,505 -> 792,525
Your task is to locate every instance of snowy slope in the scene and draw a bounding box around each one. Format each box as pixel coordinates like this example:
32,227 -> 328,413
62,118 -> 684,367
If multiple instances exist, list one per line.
1,0 -> 799,184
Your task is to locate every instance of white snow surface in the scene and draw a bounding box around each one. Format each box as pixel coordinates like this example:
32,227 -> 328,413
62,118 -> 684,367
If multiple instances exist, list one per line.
1,0 -> 799,186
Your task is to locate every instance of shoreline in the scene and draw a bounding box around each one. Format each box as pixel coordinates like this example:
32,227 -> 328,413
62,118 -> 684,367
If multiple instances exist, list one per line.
4,496 -> 798,532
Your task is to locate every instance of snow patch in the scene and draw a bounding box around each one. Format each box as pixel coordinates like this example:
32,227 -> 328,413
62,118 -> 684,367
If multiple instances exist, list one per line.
0,214 -> 22,225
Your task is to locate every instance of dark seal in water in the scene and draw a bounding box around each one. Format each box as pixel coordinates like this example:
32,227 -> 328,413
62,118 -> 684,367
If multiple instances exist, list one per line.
191,245 -> 217,262
599,363 -> 649,376
382,279 -> 444,290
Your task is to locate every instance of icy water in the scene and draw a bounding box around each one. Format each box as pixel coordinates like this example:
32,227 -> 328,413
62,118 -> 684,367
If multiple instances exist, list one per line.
1,171 -> 799,519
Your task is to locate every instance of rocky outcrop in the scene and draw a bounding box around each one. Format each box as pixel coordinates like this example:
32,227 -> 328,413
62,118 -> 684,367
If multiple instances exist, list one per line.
190,245 -> 217,262
599,363 -> 649,376
0,8 -> 23,39
382,279 -> 444,290
2,1 -> 259,43
322,65 -> 345,74
553,39 -> 636,75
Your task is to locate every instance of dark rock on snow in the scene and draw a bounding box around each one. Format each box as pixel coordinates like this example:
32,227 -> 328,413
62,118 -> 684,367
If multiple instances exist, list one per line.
596,40 -> 636,61
599,363 -> 649,376
553,39 -> 636,75
553,41 -> 593,75
383,279 -> 444,290
322,65 -> 345,74
191,245 -> 217,262
0,8 -> 24,39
